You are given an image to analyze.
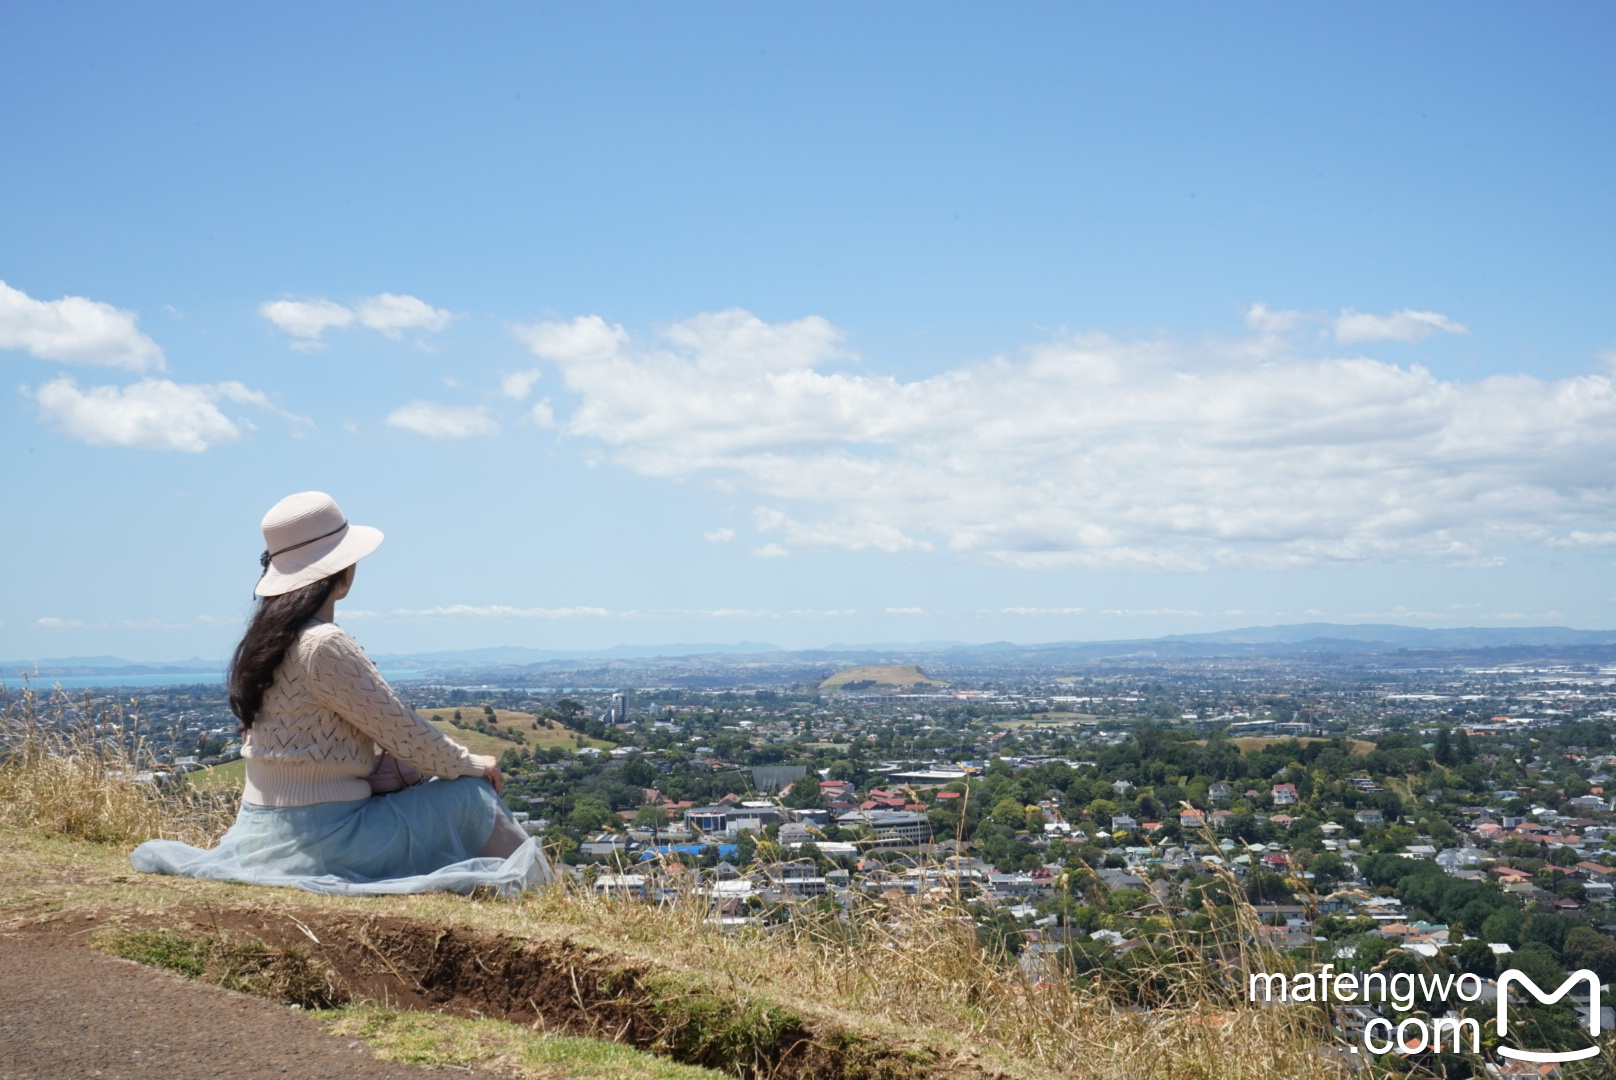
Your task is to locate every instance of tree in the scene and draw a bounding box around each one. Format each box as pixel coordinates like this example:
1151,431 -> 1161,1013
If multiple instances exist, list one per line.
566,796 -> 613,833
1512,942 -> 1567,989
991,797 -> 1028,831
1088,798 -> 1120,822
1454,728 -> 1475,765
1563,927 -> 1616,983
1434,726 -> 1455,767
633,804 -> 669,832
621,756 -> 657,788
1454,937 -> 1497,980
1482,908 -> 1523,947
785,775 -> 824,809
1311,852 -> 1348,889
798,840 -> 826,870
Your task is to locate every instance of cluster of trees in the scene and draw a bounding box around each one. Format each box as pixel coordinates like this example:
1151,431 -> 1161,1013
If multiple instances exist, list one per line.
1357,851 -> 1616,988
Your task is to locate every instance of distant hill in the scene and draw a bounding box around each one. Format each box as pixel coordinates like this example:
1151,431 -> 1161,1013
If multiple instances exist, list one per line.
0,656 -> 222,677
819,664 -> 947,692
370,641 -> 785,664
14,623 -> 1616,682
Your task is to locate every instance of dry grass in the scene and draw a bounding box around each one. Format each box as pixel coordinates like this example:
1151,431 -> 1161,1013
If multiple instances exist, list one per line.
0,686 -> 1368,1080
506,870 -> 1354,1080
0,681 -> 237,846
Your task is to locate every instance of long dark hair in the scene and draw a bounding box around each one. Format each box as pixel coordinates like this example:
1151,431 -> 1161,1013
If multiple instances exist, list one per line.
228,571 -> 346,728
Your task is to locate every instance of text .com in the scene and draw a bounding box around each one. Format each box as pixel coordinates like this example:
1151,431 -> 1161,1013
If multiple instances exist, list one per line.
1248,965 -> 1602,1063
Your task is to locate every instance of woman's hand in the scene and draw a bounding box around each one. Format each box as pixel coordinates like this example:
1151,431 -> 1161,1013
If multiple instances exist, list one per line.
482,761 -> 504,795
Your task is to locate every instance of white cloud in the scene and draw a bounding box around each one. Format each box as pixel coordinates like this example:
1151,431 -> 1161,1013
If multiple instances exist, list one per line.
1549,531 -> 1616,548
260,293 -> 451,344
258,298 -> 353,341
36,617 -> 83,629
32,376 -> 275,452
0,280 -> 165,371
534,307 -> 1616,571
514,314 -> 630,364
1244,302 -> 1309,335
703,528 -> 736,543
499,368 -> 544,399
345,605 -> 611,620
342,604 -> 855,621
354,294 -> 452,338
754,507 -> 932,553
885,607 -> 927,615
528,399 -> 557,428
1244,303 -> 1470,346
385,400 -> 499,439
752,543 -> 791,558
1334,308 -> 1468,343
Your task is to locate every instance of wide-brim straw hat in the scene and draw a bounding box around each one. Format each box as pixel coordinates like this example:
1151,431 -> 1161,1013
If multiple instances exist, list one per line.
255,491 -> 384,597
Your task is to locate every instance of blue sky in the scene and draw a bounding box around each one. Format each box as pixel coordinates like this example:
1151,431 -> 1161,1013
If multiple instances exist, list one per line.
3,3 -> 1614,662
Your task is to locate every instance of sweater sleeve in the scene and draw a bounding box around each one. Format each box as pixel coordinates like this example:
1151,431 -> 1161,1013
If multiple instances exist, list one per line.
304,627 -> 492,780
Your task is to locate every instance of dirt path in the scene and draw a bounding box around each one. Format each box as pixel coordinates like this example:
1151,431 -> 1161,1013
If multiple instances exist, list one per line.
0,937 -> 444,1080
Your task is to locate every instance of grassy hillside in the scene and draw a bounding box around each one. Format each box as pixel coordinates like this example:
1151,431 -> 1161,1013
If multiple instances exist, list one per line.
818,664 -> 946,692
418,707 -> 615,757
1,827 -> 1342,1080
0,689 -> 1353,1080
190,758 -> 245,791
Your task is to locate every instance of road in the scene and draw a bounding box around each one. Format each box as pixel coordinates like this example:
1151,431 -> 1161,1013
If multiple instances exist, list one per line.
0,938 -> 443,1080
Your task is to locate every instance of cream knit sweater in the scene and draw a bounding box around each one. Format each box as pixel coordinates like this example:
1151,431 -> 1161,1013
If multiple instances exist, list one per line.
241,620 -> 493,807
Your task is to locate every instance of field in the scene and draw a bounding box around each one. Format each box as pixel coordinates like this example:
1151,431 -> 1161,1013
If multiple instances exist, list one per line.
818,664 -> 947,692
1221,736 -> 1374,756
418,707 -> 615,757
189,758 -> 245,791
994,713 -> 1098,729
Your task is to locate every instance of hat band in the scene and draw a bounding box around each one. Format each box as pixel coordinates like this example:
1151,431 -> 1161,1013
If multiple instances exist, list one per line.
258,520 -> 349,575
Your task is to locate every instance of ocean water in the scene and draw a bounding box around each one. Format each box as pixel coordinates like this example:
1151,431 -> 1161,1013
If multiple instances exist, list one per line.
1,668 -> 425,691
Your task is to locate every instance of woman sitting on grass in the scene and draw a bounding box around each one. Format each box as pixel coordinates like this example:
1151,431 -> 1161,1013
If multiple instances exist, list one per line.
132,491 -> 546,895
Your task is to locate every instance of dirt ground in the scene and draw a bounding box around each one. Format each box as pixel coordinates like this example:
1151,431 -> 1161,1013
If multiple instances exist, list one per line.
0,937 -> 444,1080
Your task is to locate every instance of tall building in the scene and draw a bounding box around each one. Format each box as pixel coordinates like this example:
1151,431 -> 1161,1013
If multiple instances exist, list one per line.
610,691 -> 629,724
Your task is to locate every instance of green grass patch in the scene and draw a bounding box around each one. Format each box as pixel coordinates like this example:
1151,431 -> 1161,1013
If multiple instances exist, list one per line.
320,1007 -> 730,1080
92,926 -> 346,1009
420,708 -> 615,756
643,974 -> 839,1078
189,757 -> 246,791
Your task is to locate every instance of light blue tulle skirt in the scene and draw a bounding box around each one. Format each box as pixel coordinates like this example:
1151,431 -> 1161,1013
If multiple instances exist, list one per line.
131,775 -> 550,897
